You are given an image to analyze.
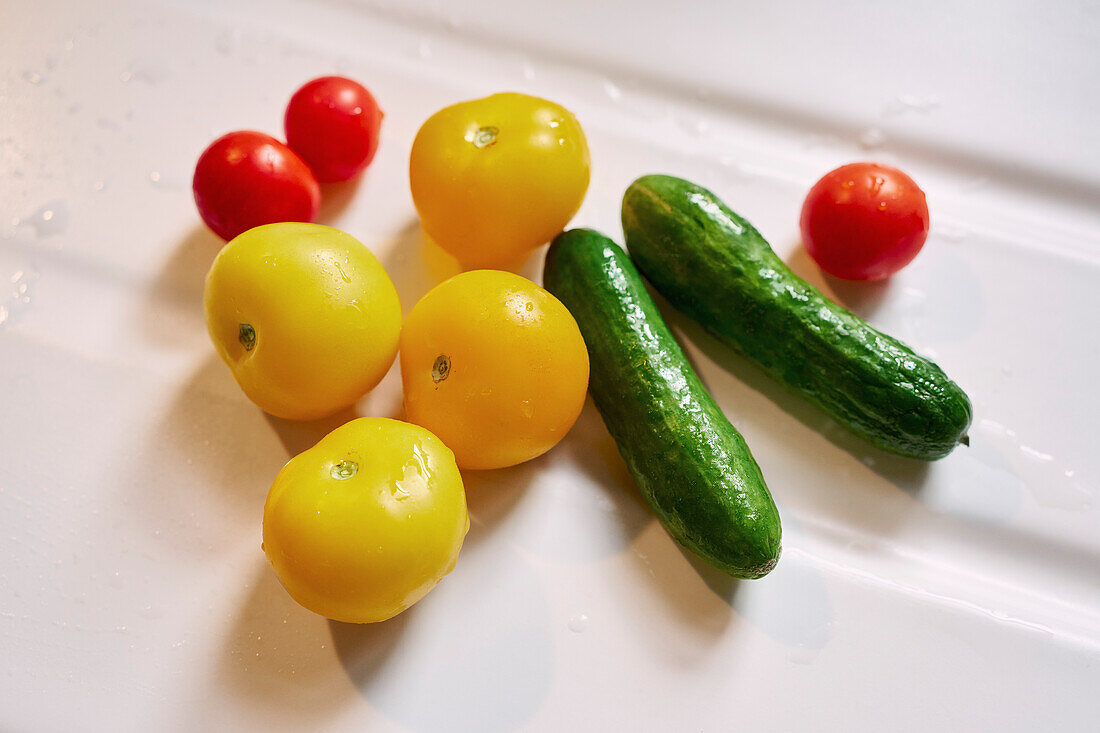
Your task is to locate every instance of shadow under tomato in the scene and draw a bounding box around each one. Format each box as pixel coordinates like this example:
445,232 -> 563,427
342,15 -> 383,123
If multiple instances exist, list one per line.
264,405 -> 361,459
459,453 -> 547,550
381,219 -> 462,317
328,611 -> 413,690
318,172 -> 366,225
207,559 -> 374,728
786,242 -> 892,318
137,354 -> 285,531
136,224 -> 222,349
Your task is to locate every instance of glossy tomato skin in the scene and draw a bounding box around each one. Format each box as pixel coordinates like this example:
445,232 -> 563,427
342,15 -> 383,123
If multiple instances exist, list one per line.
264,417 -> 469,623
284,76 -> 384,183
409,92 -> 590,268
193,131 -> 320,241
203,223 -> 401,420
800,162 -> 930,281
400,270 -> 590,470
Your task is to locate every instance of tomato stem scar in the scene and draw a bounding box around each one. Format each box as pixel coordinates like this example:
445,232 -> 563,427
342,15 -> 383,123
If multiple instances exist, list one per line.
238,323 -> 256,351
432,354 -> 450,383
470,126 -> 498,149
331,460 -> 358,480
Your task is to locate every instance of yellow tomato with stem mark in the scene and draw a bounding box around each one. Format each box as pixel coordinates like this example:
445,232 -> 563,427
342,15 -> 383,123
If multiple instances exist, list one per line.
263,417 -> 468,623
400,270 -> 590,470
409,92 -> 590,268
204,223 -> 401,420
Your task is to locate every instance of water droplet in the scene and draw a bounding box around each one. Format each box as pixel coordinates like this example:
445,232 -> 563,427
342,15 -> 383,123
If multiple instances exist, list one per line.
215,29 -> 241,55
520,401 -> 533,418
884,94 -> 941,116
119,71 -> 133,83
976,419 -> 1093,510
858,126 -> 885,149
18,200 -> 69,238
567,614 -> 588,633
92,180 -> 105,192
22,71 -> 43,85
937,223 -> 969,242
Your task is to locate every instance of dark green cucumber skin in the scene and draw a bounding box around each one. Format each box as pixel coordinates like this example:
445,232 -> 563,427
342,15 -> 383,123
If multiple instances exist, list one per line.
622,174 -> 973,461
544,228 -> 781,579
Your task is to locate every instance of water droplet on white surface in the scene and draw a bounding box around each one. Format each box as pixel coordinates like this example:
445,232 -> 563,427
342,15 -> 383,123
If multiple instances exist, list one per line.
18,200 -> 68,238
0,266 -> 40,328
884,93 -> 941,116
858,126 -> 885,149
567,614 -> 588,633
139,604 -> 163,620
787,644 -> 819,665
603,81 -> 622,101
22,70 -> 43,85
92,180 -> 105,192
959,176 -> 989,192
215,29 -> 241,55
937,223 -> 969,242
119,71 -> 133,83
148,170 -> 184,191
976,418 -> 1092,511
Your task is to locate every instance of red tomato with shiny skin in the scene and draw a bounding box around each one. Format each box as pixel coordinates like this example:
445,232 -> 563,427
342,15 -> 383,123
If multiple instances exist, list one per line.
193,131 -> 321,241
800,162 -> 930,281
284,76 -> 383,182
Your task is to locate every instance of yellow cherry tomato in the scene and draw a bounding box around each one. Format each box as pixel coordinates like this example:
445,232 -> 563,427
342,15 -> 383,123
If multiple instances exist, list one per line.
204,223 -> 401,420
409,92 -> 590,268
400,270 -> 589,470
263,417 -> 468,623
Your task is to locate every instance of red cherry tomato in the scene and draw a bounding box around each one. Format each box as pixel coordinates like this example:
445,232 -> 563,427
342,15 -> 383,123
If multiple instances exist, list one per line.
284,76 -> 383,183
193,131 -> 320,241
800,162 -> 930,281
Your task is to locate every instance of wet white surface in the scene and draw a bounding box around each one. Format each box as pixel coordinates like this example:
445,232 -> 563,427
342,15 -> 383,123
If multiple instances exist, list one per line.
2,0 -> 1098,730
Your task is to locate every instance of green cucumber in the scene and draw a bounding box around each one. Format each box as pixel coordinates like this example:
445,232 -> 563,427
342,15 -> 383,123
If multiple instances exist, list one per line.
622,174 -> 972,461
544,228 -> 781,579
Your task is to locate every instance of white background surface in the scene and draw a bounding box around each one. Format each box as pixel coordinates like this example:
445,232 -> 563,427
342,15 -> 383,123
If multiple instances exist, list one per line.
2,0 -> 1099,730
